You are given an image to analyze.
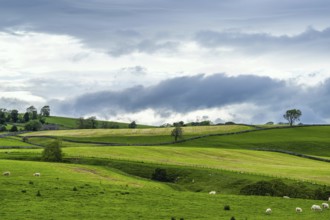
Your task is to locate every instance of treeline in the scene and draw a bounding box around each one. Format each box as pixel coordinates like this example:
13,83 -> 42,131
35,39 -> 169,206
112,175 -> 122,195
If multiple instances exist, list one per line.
76,117 -> 137,129
0,105 -> 50,132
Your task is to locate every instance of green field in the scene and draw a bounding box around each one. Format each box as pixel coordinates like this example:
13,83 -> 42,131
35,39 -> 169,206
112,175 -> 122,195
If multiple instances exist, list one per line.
1,160 -> 330,220
22,125 -> 253,144
2,123 -> 330,219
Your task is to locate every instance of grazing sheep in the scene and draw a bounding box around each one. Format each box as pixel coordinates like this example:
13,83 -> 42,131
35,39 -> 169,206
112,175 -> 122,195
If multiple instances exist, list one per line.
33,173 -> 41,177
283,196 -> 290,199
3,171 -> 10,176
265,208 -> 272,214
209,191 -> 216,195
322,203 -> 329,209
296,207 -> 302,213
328,197 -> 330,201
311,205 -> 322,211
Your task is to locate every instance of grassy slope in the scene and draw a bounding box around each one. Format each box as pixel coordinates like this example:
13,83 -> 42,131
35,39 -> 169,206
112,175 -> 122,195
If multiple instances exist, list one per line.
13,146 -> 330,185
177,126 -> 330,157
1,159 -> 330,220
22,125 -> 253,144
0,137 -> 36,148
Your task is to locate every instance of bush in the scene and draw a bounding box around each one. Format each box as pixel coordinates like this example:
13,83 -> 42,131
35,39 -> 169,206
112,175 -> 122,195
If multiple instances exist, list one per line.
0,125 -> 7,132
224,205 -> 230,211
42,139 -> 63,162
24,120 -> 42,131
36,190 -> 41,197
230,217 -> 236,220
151,168 -> 169,182
10,125 -> 18,132
240,179 -> 330,199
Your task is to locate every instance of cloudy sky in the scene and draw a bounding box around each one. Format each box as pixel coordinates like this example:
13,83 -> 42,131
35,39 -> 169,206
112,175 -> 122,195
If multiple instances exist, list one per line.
1,0 -> 330,125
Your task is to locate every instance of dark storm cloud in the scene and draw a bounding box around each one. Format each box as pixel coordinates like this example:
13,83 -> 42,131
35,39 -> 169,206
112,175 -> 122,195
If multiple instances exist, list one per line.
195,27 -> 330,54
55,74 -> 289,114
52,73 -> 330,123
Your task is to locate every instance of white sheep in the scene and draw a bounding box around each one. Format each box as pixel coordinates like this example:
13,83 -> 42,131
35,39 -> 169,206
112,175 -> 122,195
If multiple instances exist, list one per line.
265,208 -> 272,214
328,197 -> 330,201
295,207 -> 302,213
283,196 -> 290,199
33,172 -> 41,177
209,191 -> 216,195
311,204 -> 322,211
3,171 -> 10,176
322,203 -> 329,209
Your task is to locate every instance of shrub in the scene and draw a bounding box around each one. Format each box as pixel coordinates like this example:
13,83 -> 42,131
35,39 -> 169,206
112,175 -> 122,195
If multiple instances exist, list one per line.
24,120 -> 42,131
151,168 -> 169,182
0,125 -> 7,132
36,190 -> 41,197
230,217 -> 236,220
10,125 -> 18,132
224,205 -> 230,211
73,186 -> 78,191
42,139 -> 63,162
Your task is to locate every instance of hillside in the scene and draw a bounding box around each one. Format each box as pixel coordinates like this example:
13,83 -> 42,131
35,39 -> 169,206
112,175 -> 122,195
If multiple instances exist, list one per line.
2,123 -> 330,219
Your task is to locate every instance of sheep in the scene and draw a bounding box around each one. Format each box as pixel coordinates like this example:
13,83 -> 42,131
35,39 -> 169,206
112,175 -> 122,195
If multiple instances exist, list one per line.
33,173 -> 41,177
295,207 -> 302,213
3,171 -> 10,176
283,196 -> 290,199
328,197 -> 330,201
311,205 -> 322,211
322,203 -> 329,209
265,208 -> 272,214
209,191 -> 216,195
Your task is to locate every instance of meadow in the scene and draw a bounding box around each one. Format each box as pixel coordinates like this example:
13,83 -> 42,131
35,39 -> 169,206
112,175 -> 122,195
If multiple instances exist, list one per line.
2,123 -> 330,219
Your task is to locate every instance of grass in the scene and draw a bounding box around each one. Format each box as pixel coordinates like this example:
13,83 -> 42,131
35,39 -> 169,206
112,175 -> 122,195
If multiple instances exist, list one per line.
59,146 -> 330,185
0,137 -> 35,148
1,159 -> 330,220
21,125 -> 253,144
176,126 -> 330,157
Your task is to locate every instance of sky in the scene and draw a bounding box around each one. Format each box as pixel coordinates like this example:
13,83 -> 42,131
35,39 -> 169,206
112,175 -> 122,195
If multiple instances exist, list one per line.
1,0 -> 330,125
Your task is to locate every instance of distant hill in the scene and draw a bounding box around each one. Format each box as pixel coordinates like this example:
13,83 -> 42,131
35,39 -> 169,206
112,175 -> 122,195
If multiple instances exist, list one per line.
44,116 -> 154,129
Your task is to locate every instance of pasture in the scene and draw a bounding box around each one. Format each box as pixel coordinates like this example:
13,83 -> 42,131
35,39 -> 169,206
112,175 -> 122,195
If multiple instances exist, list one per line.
1,160 -> 330,220
2,124 -> 330,219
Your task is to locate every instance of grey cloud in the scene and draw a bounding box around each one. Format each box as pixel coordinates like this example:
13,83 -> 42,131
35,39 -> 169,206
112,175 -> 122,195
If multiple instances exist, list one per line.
54,73 -> 287,114
195,27 -> 330,54
108,40 -> 180,56
1,0 -> 330,56
52,73 -> 330,124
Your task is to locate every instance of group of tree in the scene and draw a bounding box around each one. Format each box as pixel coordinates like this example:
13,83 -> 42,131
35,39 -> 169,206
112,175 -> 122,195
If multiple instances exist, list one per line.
0,105 -> 51,132
77,116 -> 98,129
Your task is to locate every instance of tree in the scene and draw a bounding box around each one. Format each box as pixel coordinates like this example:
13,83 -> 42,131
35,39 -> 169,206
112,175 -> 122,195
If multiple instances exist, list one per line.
42,139 -> 63,162
10,125 -> 18,132
128,121 -> 137,129
23,112 -> 30,122
86,116 -> 98,129
0,110 -> 6,125
171,125 -> 183,142
40,105 -> 50,117
26,106 -> 38,120
283,109 -> 302,126
10,109 -> 19,123
24,120 -> 42,131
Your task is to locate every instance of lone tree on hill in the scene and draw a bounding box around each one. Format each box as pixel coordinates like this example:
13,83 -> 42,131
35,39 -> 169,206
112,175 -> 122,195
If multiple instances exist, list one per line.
128,121 -> 137,128
171,125 -> 183,142
283,109 -> 302,126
